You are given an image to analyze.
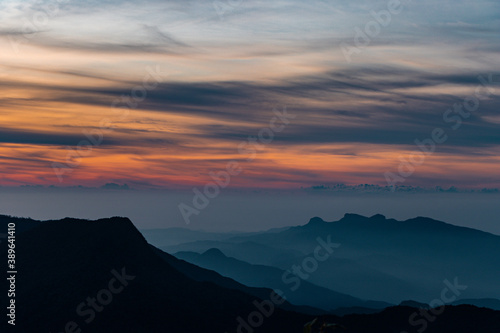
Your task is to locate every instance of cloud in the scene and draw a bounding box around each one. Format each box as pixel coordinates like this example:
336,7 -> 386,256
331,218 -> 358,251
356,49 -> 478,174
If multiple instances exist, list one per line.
0,127 -> 92,146
2,64 -> 498,151
0,0 -> 499,188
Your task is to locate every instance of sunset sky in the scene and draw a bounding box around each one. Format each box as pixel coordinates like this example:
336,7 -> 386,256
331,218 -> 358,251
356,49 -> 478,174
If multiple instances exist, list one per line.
1,0 -> 499,190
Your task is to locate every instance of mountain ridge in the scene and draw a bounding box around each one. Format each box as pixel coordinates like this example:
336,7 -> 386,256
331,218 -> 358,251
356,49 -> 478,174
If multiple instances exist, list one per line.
1,215 -> 311,332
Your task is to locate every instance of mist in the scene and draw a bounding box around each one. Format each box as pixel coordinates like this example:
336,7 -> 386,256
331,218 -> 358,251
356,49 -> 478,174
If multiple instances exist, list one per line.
1,187 -> 499,235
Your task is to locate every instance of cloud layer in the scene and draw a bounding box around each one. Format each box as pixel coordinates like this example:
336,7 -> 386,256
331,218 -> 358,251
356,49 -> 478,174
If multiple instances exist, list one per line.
0,0 -> 499,188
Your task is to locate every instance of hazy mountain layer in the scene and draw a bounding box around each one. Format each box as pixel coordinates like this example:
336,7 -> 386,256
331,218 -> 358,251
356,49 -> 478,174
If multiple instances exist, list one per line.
159,214 -> 500,303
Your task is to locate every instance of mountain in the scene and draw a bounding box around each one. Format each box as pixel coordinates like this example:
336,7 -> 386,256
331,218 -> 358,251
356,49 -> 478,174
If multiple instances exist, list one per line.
150,245 -> 322,315
162,239 -> 304,268
400,300 -> 431,308
0,214 -> 40,234
140,226 -> 289,248
159,214 -> 500,303
452,298 -> 500,311
0,216 -> 311,332
175,248 -> 390,311
336,305 -> 500,333
2,214 -> 500,333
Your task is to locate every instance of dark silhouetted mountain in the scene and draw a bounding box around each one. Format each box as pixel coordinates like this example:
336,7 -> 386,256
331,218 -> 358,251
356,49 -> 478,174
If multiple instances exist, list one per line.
175,248 -> 390,312
0,214 -> 40,234
0,216 -> 311,333
400,300 -> 430,308
451,298 -> 500,311
335,305 -> 500,333
2,215 -> 500,333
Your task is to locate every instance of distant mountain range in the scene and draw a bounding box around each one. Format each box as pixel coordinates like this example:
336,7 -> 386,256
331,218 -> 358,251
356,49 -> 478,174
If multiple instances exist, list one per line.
156,213 -> 500,304
302,184 -> 500,193
1,214 -> 500,332
175,248 -> 390,312
150,245 -> 322,316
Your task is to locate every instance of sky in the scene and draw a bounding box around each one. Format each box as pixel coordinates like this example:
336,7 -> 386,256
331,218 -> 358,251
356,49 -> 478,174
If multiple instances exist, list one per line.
0,0 -> 499,191
2,187 -> 500,234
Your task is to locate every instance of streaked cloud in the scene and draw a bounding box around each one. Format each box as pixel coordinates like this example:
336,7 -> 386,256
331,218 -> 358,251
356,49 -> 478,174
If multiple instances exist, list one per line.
0,0 -> 498,188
